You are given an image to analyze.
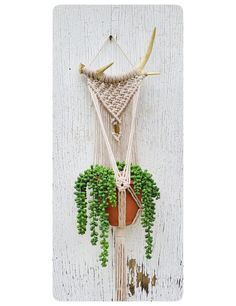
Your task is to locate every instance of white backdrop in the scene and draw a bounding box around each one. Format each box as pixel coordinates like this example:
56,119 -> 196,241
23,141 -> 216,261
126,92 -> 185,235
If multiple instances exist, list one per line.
0,0 -> 236,306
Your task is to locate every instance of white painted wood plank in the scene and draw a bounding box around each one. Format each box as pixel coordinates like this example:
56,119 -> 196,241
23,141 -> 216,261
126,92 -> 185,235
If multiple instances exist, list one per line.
53,5 -> 183,301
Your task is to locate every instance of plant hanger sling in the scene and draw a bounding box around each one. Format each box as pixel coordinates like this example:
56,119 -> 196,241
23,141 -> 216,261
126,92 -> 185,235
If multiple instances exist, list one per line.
79,28 -> 160,301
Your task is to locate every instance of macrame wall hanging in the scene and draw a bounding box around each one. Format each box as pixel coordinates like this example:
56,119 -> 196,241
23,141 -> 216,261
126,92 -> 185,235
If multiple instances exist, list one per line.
75,28 -> 160,301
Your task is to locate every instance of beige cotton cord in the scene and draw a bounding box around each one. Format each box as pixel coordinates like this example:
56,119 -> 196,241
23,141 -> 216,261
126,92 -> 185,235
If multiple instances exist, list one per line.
85,73 -> 145,302
84,51 -> 146,302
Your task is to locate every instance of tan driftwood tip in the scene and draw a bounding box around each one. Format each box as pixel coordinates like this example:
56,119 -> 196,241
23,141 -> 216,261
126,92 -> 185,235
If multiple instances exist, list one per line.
96,62 -> 114,75
79,63 -> 85,74
137,27 -> 157,72
145,71 -> 160,76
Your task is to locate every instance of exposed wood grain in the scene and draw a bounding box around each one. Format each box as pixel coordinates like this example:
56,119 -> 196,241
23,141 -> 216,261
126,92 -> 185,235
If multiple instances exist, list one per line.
53,5 -> 183,301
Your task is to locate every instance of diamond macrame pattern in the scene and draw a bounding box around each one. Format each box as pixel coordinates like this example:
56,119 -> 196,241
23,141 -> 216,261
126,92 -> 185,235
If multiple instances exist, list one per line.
88,74 -> 145,140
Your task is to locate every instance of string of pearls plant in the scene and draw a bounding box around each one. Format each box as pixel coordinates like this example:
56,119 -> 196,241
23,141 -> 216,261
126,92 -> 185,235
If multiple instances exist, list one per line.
74,162 -> 160,267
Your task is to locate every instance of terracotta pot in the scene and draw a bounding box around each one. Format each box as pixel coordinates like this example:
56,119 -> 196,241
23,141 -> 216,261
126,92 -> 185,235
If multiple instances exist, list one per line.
106,186 -> 141,226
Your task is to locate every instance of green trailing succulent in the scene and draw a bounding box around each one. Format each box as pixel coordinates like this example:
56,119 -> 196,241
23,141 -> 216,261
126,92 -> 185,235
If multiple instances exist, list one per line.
74,162 -> 160,267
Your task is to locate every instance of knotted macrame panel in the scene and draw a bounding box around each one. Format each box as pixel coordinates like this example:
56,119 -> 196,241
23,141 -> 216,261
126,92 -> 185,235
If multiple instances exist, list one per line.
88,73 -> 145,141
88,74 -> 144,123
92,84 -> 141,166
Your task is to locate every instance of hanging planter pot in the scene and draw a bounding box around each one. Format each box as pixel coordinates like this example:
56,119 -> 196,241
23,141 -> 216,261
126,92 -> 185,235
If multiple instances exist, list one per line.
74,161 -> 160,267
106,182 -> 141,226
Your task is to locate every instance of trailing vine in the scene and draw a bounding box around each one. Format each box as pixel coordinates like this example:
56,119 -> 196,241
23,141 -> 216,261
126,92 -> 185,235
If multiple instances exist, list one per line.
74,162 -> 160,267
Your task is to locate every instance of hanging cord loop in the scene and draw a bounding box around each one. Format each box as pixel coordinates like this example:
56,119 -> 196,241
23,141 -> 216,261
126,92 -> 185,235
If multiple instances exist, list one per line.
88,35 -> 134,69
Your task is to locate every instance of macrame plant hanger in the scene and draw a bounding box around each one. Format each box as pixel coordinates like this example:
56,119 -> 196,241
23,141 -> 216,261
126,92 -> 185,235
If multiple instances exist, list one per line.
80,28 -> 160,301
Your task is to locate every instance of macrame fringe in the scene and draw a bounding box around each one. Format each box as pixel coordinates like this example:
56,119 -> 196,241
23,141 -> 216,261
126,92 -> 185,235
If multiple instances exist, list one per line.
115,228 -> 127,301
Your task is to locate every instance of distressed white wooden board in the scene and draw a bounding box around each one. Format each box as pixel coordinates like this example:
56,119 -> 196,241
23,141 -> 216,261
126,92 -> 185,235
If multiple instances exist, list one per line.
53,5 -> 183,301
